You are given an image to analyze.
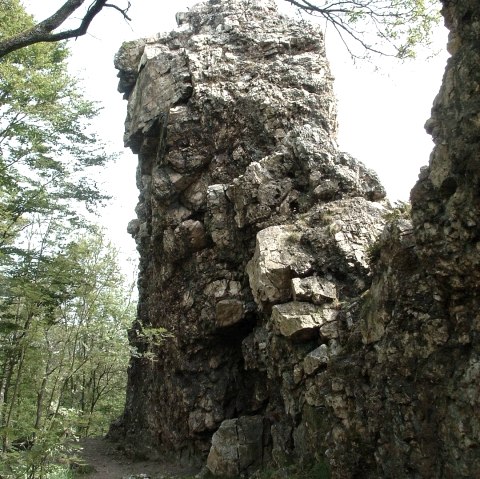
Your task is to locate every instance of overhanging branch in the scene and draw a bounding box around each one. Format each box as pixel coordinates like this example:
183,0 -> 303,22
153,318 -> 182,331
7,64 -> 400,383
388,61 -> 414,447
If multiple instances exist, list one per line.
284,0 -> 440,59
105,1 -> 132,21
0,0 -> 131,59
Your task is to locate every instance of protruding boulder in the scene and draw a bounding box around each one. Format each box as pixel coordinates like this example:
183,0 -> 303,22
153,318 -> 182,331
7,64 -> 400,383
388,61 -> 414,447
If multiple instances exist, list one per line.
206,416 -> 267,478
271,302 -> 338,340
247,226 -> 314,306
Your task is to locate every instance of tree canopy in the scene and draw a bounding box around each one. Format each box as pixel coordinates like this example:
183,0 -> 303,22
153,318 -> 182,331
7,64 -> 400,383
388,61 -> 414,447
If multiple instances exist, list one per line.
0,0 -> 113,254
0,3 -> 135,476
0,225 -> 135,478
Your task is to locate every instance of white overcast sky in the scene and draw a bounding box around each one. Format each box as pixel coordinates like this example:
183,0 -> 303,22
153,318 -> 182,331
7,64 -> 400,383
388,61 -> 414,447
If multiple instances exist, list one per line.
22,0 -> 449,266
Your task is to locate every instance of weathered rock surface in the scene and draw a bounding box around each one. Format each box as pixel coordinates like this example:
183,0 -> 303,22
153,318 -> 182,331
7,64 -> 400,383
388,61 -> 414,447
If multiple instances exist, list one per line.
206,415 -> 268,477
111,0 -> 480,478
335,1 -> 480,475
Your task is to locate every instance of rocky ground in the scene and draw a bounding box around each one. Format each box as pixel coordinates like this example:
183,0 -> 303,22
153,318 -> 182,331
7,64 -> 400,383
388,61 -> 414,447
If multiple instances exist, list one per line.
77,437 -> 199,479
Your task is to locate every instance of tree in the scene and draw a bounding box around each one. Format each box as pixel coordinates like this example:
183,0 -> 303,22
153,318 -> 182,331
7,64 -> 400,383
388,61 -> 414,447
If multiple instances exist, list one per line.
0,0 -> 131,58
0,2 -> 134,476
0,0 -> 440,60
0,0 -> 113,257
0,225 -> 135,478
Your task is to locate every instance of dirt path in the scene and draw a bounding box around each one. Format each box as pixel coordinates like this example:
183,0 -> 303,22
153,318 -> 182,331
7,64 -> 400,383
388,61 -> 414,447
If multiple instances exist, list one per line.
76,437 -> 200,479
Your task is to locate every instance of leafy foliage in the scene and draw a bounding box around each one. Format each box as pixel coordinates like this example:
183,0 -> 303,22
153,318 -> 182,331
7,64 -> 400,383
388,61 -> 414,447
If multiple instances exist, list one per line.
0,227 -> 134,478
0,2 -> 134,477
0,0 -> 112,252
384,200 -> 411,221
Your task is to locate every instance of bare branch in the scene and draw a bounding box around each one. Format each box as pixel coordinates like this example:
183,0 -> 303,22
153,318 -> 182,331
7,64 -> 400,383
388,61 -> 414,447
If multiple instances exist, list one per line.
0,0 -> 131,59
105,1 -> 132,21
285,0 -> 440,59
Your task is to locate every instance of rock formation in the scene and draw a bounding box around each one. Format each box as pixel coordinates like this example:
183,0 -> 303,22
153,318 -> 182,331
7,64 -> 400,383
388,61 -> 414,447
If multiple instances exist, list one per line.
112,0 -> 480,477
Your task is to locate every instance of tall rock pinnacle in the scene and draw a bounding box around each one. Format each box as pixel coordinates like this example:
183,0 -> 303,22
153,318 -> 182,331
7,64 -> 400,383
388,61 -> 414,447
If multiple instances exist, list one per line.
112,0 -> 385,471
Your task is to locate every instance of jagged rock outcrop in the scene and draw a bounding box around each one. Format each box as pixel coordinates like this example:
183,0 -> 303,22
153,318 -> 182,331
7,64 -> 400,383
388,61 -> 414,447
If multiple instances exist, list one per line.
112,0 -> 480,477
305,1 -> 480,477
112,0 -> 386,469
332,1 -> 480,476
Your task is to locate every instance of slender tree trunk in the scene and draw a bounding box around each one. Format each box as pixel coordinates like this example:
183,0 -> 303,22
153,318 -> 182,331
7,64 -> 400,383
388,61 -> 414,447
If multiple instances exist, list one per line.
2,346 -> 26,451
34,375 -> 48,431
0,356 -> 15,450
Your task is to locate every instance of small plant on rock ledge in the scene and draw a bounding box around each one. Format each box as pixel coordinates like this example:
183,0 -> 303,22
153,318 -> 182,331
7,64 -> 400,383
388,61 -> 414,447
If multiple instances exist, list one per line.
367,200 -> 413,265
384,200 -> 412,222
130,326 -> 173,363
366,237 -> 383,265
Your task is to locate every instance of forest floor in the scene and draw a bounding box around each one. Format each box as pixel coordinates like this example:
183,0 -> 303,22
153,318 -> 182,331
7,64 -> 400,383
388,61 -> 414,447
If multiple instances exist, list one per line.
76,437 -> 200,479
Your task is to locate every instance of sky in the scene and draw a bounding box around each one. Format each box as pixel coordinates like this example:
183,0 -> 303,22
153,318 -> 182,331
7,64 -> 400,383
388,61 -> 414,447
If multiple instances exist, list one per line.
22,0 -> 450,269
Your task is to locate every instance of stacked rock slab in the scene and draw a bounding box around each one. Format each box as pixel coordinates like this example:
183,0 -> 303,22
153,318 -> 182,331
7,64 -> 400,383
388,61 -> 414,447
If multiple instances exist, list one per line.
112,0 -> 387,471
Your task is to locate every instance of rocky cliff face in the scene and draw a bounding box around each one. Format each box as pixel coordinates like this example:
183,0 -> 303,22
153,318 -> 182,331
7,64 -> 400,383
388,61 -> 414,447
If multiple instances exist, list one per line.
112,0 -> 480,477
363,1 -> 480,475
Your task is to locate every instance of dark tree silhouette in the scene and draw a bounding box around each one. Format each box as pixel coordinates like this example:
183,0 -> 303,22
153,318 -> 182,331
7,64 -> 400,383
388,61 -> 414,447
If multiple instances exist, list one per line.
0,0 -> 131,58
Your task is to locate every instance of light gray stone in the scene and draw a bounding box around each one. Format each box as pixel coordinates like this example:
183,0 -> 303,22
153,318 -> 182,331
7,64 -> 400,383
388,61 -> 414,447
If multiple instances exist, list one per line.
215,299 -> 244,327
271,302 -> 338,339
207,416 -> 265,477
303,341 -> 341,375
247,226 -> 314,306
303,344 -> 329,375
291,276 -> 337,304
